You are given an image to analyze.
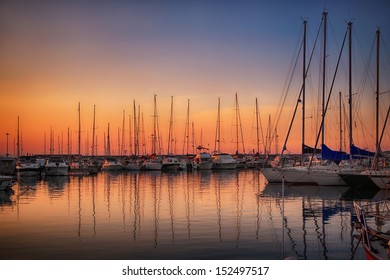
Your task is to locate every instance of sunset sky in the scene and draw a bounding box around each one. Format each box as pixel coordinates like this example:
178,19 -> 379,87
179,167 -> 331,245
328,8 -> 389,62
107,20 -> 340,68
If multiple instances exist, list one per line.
1,0 -> 389,156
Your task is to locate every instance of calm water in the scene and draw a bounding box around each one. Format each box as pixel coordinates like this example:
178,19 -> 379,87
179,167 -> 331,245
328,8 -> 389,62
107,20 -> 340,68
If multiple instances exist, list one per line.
0,169 -> 387,260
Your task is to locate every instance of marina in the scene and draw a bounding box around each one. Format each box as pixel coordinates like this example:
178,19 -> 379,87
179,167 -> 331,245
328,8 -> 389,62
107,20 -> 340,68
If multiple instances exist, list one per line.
0,168 -> 389,260
1,1 -> 389,268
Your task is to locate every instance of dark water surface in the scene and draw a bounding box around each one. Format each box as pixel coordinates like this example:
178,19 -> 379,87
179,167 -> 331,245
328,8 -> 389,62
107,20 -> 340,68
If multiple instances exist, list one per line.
0,169 -> 386,260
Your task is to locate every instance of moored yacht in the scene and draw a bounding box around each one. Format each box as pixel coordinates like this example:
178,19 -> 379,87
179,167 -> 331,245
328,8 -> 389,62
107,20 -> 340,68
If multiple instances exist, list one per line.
162,156 -> 180,171
102,157 -> 123,171
44,156 -> 69,176
121,157 -> 141,171
212,153 -> 237,170
16,156 -> 42,177
194,152 -> 214,170
141,155 -> 163,171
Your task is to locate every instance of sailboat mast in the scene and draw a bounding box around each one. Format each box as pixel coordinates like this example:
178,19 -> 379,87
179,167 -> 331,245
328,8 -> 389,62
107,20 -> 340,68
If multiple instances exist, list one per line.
107,123 -> 110,156
17,116 -> 20,158
133,100 -> 138,156
183,99 -> 190,155
214,97 -> 221,153
339,92 -> 343,152
237,93 -> 246,154
348,21 -> 353,159
302,19 -> 307,155
321,11 -> 327,148
375,28 -> 380,159
255,98 -> 260,153
152,94 -> 158,155
191,122 -> 195,154
375,28 -> 380,169
121,109 -> 125,156
168,96 -> 174,155
235,93 -> 239,153
129,114 -> 132,155
78,102 -> 81,158
91,104 -> 96,156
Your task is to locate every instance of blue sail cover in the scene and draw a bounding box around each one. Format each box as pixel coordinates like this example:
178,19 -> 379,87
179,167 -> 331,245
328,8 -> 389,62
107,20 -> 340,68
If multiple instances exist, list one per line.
321,144 -> 349,161
350,144 -> 376,159
302,144 -> 321,154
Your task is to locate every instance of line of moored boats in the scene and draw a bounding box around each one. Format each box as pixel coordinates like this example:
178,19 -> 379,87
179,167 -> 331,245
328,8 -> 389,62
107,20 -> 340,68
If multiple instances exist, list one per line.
0,151 -> 267,192
261,154 -> 390,190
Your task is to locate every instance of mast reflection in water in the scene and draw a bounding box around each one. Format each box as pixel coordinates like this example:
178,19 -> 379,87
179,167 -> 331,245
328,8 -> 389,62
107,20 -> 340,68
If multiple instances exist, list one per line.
0,170 -> 384,260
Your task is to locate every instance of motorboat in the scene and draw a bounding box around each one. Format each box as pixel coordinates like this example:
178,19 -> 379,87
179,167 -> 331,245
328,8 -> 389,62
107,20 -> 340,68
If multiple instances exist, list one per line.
101,157 -> 123,171
141,156 -> 162,171
212,153 -> 237,170
194,152 -> 213,170
15,156 -> 42,177
43,156 -> 69,176
162,156 -> 180,171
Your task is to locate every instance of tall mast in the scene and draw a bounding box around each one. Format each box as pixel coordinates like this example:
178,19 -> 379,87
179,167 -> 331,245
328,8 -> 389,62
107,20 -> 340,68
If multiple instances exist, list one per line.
321,11 -> 327,148
234,93 -> 245,154
91,104 -> 96,156
255,98 -> 260,153
375,28 -> 380,169
348,21 -> 353,159
183,99 -> 190,155
107,123 -> 110,156
121,109 -> 125,156
339,92 -> 343,151
133,100 -> 138,156
78,102 -> 81,158
214,97 -> 221,153
191,122 -> 195,154
152,94 -> 158,155
117,128 -> 120,156
267,115 -> 271,154
302,19 -> 307,155
168,96 -> 174,155
17,116 -> 20,158
235,93 -> 239,153
141,110 -> 146,155
129,114 -> 132,155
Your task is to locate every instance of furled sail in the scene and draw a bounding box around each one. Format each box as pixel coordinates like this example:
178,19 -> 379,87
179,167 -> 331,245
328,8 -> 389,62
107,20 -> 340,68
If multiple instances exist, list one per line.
321,144 -> 349,162
302,144 -> 321,154
350,144 -> 376,159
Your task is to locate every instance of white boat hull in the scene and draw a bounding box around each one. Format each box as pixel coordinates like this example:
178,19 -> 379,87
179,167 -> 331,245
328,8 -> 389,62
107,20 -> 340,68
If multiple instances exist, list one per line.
44,166 -> 69,176
142,161 -> 162,171
16,167 -> 41,177
310,170 -> 347,186
261,167 -> 284,183
123,163 -> 140,171
213,162 -> 237,170
281,167 -> 317,185
196,161 -> 213,170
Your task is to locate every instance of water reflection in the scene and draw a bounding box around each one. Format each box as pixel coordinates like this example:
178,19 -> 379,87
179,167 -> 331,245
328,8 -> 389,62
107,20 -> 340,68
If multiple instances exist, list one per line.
1,170 -> 389,260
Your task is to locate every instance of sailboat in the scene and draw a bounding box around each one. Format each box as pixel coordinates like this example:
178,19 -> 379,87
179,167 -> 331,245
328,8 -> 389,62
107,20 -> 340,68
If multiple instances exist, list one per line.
141,95 -> 163,171
211,97 -> 237,170
262,18 -> 315,184
231,93 -> 249,168
102,123 -> 123,171
338,28 -> 389,189
122,101 -> 141,171
162,96 -> 180,171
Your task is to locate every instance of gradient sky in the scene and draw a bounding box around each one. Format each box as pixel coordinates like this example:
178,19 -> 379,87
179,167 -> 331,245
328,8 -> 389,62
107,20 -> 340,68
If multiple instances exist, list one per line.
1,0 -> 389,156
